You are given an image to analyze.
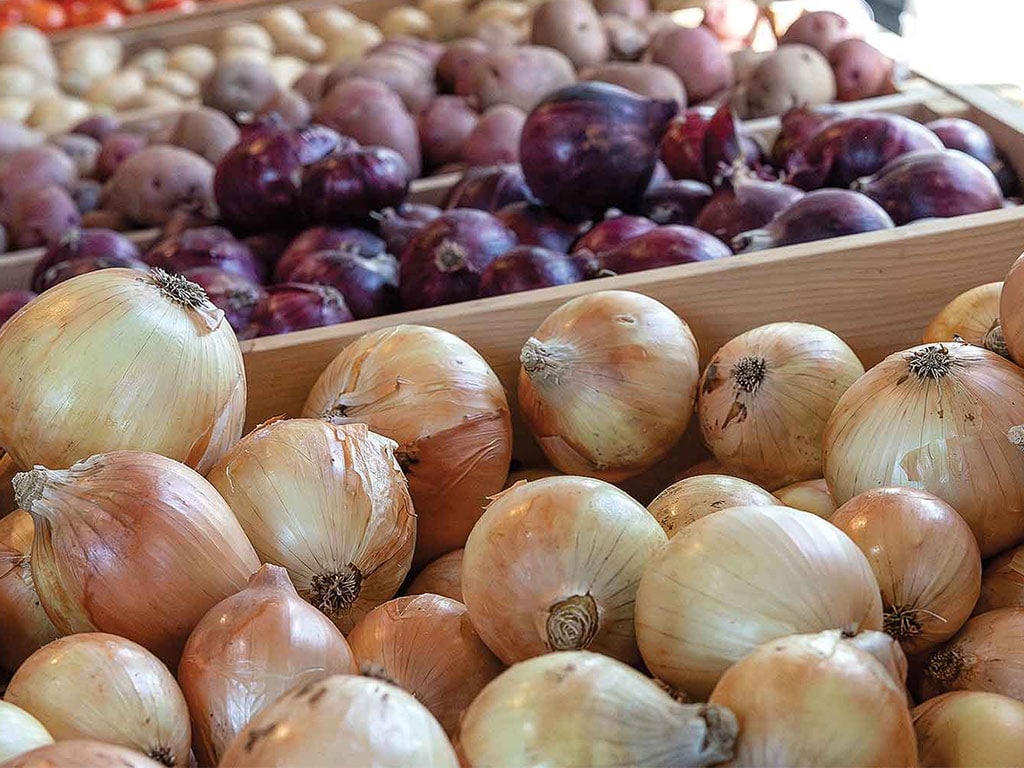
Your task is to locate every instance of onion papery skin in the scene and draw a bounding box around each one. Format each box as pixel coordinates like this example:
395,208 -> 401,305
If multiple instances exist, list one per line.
18,450 -> 260,666
923,281 -> 1004,356
458,651 -> 738,768
5,633 -> 191,767
708,631 -> 918,767
218,675 -> 458,767
0,511 -> 58,674
831,487 -> 981,655
999,252 -> 1024,367
0,701 -> 53,764
0,268 -> 246,474
822,342 -> 1024,557
771,105 -> 841,168
912,691 -> 1024,767
207,420 -> 415,633
698,322 -> 864,490
405,550 -> 463,603
518,290 -> 700,481
694,177 -> 804,251
346,594 -> 503,736
773,478 -> 836,518
636,505 -> 883,699
2,740 -> 166,768
647,475 -> 779,537
976,544 -> 1024,614
920,608 -> 1024,701
303,325 -> 512,567
178,564 -> 357,765
462,476 -> 667,666
659,106 -> 715,183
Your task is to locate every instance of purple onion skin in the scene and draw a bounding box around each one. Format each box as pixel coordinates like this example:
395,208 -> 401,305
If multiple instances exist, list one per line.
572,214 -> 656,254
275,226 -> 386,283
926,118 -> 999,166
214,128 -> 304,232
592,225 -> 731,276
520,82 -> 679,221
771,105 -> 841,167
399,209 -> 518,310
145,226 -> 265,283
646,160 -> 672,193
377,203 -> 442,255
695,177 -> 805,251
639,180 -> 713,225
853,149 -> 1004,225
71,115 -> 122,142
733,189 -> 895,252
35,254 -> 149,293
247,283 -> 354,338
443,165 -> 536,211
0,290 -> 37,326
495,202 -> 586,253
243,231 -> 292,270
300,147 -> 410,225
32,228 -> 141,293
180,266 -> 268,338
478,246 -> 590,298
702,105 -> 765,186
297,124 -> 352,165
785,113 -> 943,190
283,248 -> 400,319
660,107 -> 715,182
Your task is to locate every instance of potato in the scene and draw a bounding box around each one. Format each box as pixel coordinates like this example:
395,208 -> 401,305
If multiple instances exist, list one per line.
0,121 -> 43,158
102,145 -> 216,226
293,64 -> 330,101
0,65 -> 36,100
380,7 -> 434,40
262,7 -> 309,41
471,46 -> 576,112
131,88 -> 183,110
702,0 -> 760,49
168,45 -> 217,81
0,144 -> 76,220
0,98 -> 31,123
0,223 -> 5,253
603,15 -> 649,60
474,19 -> 526,47
743,44 -> 836,118
323,23 -> 384,64
779,10 -> 854,55
350,53 -> 436,113
59,36 -> 124,96
306,8 -> 359,38
10,185 -> 81,249
596,0 -> 649,19
219,45 -> 273,65
0,26 -> 57,82
277,34 -> 327,62
49,133 -> 100,177
463,0 -> 530,36
149,69 -> 200,100
84,69 -> 147,109
419,0 -> 468,41
167,107 -> 239,164
25,96 -> 90,133
259,89 -> 312,128
370,37 -> 443,68
96,132 -> 148,181
647,25 -> 733,103
202,59 -> 280,117
731,48 -> 768,83
437,38 -> 488,95
582,62 -> 685,104
220,23 -> 275,53
267,55 -> 308,89
418,95 -> 479,170
462,103 -> 526,167
128,48 -> 168,77
829,38 -> 892,102
532,0 -> 609,68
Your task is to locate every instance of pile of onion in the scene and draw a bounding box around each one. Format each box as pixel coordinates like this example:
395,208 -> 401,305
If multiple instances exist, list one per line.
406,549 -> 464,603
646,475 -> 779,537
0,511 -> 58,674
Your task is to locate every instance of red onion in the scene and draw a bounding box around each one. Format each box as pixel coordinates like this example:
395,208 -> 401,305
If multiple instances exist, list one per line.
695,176 -> 805,250
853,149 -> 1004,225
785,113 -> 943,190
646,160 -> 672,192
399,209 -> 518,309
733,189 -> 894,251
297,124 -> 353,166
10,185 -> 81,249
495,202 -> 586,252
300,147 -> 410,225
71,114 -> 121,142
214,125 -> 304,232
145,226 -> 265,283
281,249 -> 400,319
659,107 -> 714,182
35,254 -> 149,293
520,82 -> 678,221
275,226 -> 386,283
95,132 -> 148,181
180,266 -> 268,337
377,203 -> 442,256
32,228 -> 142,292
0,290 -> 36,326
478,246 -> 590,297
590,224 -> 730,275
572,214 -> 656,253
443,166 -> 536,211
701,104 -> 765,186
639,179 -> 713,225
771,105 -> 841,167
419,96 -> 480,171
927,117 -> 1019,197
247,283 -> 354,338
243,231 -> 292,270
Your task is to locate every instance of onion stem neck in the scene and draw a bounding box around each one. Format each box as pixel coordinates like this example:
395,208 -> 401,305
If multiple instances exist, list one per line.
1009,425 -> 1024,452
521,337 -> 571,386
435,240 -> 468,272
984,322 -> 1009,359
730,356 -> 767,393
309,563 -> 363,618
546,594 -> 599,651
148,746 -> 175,767
883,605 -> 931,640
12,469 -> 49,513
907,345 -> 956,380
696,704 -> 740,764
925,645 -> 964,687
150,268 -> 212,310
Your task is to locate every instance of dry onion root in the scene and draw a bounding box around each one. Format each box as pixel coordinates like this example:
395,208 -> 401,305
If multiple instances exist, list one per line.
773,478 -> 836,518
923,281 -> 1005,357
2,740 -> 166,768
406,549 -> 464,602
0,510 -> 58,674
457,651 -> 738,768
517,290 -> 700,482
0,701 -> 53,764
698,322 -> 864,490
646,474 -> 779,537
462,476 -> 666,666
976,543 -> 1024,613
912,691 -> 1024,767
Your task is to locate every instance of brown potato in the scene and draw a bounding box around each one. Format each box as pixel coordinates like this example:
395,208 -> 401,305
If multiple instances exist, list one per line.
349,52 -> 436,112
743,44 -> 836,118
602,15 -> 649,61
779,10 -> 854,55
419,0 -> 468,41
101,145 -> 216,226
0,120 -> 42,159
462,103 -> 525,167
201,58 -> 280,118
581,62 -> 685,104
471,45 -> 576,112
81,209 -> 132,230
829,38 -> 892,102
167,45 -> 217,81
473,19 -> 525,47
436,38 -> 488,95
647,25 -> 733,103
380,7 -> 434,40
531,0 -> 609,69
168,108 -> 240,164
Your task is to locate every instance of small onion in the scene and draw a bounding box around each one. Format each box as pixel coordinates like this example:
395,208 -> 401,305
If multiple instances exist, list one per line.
591,225 -> 731,276
442,165 -> 535,211
659,107 -> 715,183
636,505 -> 883,698
300,147 -> 410,224
178,564 -> 357,765
773,478 -> 836,518
144,226 -> 265,284
912,691 -> 1024,767
694,176 -> 805,251
477,246 -> 588,298
832,487 -> 982,655
976,544 -> 1024,614
698,322 -> 864,489
495,202 -> 586,253
179,267 -> 267,338
0,511 -> 59,674
646,474 -> 779,537
377,203 -> 442,255
5,633 -> 190,767
207,420 -> 414,632
0,701 -> 52,764
31,228 -> 141,293
33,254 -> 149,293
1,741 -> 164,768
998,252 -> 1024,367
638,180 -> 713,226
246,283 -> 354,337
283,249 -> 400,320
405,549 -> 463,602
924,281 -> 1005,356
274,226 -> 386,284
518,290 -> 700,481
571,214 -> 655,254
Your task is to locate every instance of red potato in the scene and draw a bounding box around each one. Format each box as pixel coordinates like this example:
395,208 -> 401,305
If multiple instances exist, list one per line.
350,53 -> 437,113
779,10 -> 855,55
829,38 -> 893,102
10,185 -> 81,249
742,44 -> 836,118
471,46 -> 576,112
49,133 -> 100,177
293,65 -> 330,102
596,0 -> 649,20
95,132 -> 148,182
418,96 -> 480,170
531,0 -> 610,69
462,104 -> 526,167
437,38 -> 488,95
581,62 -> 685,104
260,89 -> 313,128
602,15 -> 650,61
201,58 -> 281,118
370,36 -> 444,68
647,25 -> 734,103
0,145 -> 77,223
168,108 -> 240,164
102,146 -> 216,226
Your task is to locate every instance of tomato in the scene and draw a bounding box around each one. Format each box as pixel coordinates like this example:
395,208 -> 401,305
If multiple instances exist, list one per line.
24,0 -> 67,29
67,1 -> 124,27
145,0 -> 198,13
0,3 -> 26,28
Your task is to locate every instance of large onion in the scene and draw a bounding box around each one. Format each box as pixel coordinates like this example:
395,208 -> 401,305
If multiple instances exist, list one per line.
646,475 -> 779,537
0,702 -> 52,764
823,342 -> 1024,557
303,325 -> 512,567
406,549 -> 464,602
0,510 -> 58,674
976,543 -> 1024,614
2,741 -> 165,768
636,505 -> 882,698
923,282 -> 1004,356
912,691 -> 1024,767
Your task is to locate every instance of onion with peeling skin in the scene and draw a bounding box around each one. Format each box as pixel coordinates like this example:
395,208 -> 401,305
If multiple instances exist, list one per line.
406,550 -> 463,602
912,691 -> 1024,767
647,474 -> 779,537
773,478 -> 836,518
923,281 -> 1005,357
2,741 -> 165,768
0,511 -> 59,674
638,180 -> 713,225
0,701 -> 53,764
976,544 -> 1024,614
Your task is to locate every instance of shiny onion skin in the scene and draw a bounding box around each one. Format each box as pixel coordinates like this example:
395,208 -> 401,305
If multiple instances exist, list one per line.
823,342 -> 1024,557
144,227 -> 265,284
976,544 -> 1024,614
0,268 -> 246,474
218,675 -> 459,767
3,740 -> 166,768
300,146 -> 410,224
443,165 -> 535,212
246,283 -> 354,337
571,214 -> 656,255
832,487 -> 981,655
206,420 -> 415,633
923,281 -> 1005,357
405,549 -> 463,603
698,322 -> 864,489
495,202 -> 587,253
214,125 -> 304,232
0,702 -> 52,764
647,475 -> 779,537
700,104 -> 764,187
378,203 -> 442,256
0,511 -> 59,674
773,478 -> 836,518
304,325 -> 512,567
520,82 -> 678,221
912,691 -> 1024,767
15,451 -> 259,666
346,594 -> 504,736
636,505 -> 882,699
770,105 -> 841,168
284,250 -> 400,320
638,180 -> 713,226
708,631 -> 918,767
659,106 -> 715,183
694,176 -> 804,251
477,246 -> 589,298
462,476 -> 667,666
591,225 -> 731,276
178,564 -> 357,765
458,651 -> 738,768
927,118 -> 1000,166
274,226 -> 387,284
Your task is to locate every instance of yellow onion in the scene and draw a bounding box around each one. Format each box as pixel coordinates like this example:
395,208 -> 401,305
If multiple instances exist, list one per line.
999,252 -> 1024,365
463,476 -> 666,665
636,505 -> 882,699
912,691 -> 1024,767
773,478 -> 836,518
0,701 -> 52,764
0,511 -> 58,674
647,475 -> 779,537
708,631 -> 918,767
15,450 -> 259,665
178,564 -> 358,766
823,342 -> 1024,557
976,543 -> 1024,613
844,629 -> 910,689
920,608 -> 1024,701
5,633 -> 190,767
346,594 -> 504,736
458,651 -> 738,768
207,419 -> 415,632
924,282 -> 1005,356
303,324 -> 511,567
698,322 -> 864,489
218,675 -> 458,767
831,487 -> 981,655
1,740 -> 165,768
517,290 -> 700,482
0,268 -> 245,474
406,549 -> 463,602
